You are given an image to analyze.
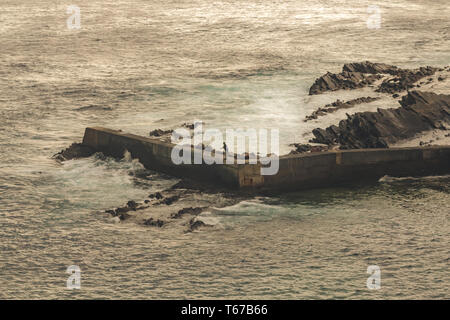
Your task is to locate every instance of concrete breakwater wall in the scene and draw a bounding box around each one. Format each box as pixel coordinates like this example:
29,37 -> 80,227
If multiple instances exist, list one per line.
82,127 -> 450,192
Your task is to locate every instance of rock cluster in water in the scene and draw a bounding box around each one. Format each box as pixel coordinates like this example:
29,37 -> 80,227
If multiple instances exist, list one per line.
102,187 -> 242,232
288,143 -> 330,154
310,91 -> 450,149
309,70 -> 381,95
309,61 -> 437,95
52,143 -> 96,161
303,61 -> 450,151
376,66 -> 437,94
304,97 -> 380,122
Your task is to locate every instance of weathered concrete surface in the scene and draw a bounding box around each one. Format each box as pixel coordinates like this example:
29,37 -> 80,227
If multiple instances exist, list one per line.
82,127 -> 242,188
264,147 -> 450,192
82,127 -> 450,192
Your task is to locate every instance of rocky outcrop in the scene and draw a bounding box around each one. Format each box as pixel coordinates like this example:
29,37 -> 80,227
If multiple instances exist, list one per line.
376,66 -> 437,94
101,183 -> 243,233
148,192 -> 163,200
186,218 -> 211,232
310,91 -> 450,149
289,143 -> 330,154
171,207 -> 205,219
304,97 -> 380,121
155,195 -> 180,206
143,218 -> 165,227
149,128 -> 173,137
309,71 -> 382,95
342,61 -> 400,75
309,61 -> 438,95
53,143 -> 96,161
105,200 -> 148,220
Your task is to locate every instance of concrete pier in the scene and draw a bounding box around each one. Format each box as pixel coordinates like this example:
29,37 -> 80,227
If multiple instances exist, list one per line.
82,127 -> 450,192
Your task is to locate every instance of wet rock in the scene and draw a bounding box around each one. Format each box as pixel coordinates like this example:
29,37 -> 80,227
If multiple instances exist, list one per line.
342,61 -> 400,75
105,209 -> 116,216
310,61 -> 438,95
288,143 -> 329,154
438,76 -> 445,81
149,129 -> 173,137
304,97 -> 380,121
376,66 -> 437,94
171,207 -> 205,219
143,218 -> 165,227
151,194 -> 180,206
309,71 -> 382,95
119,213 -> 131,221
186,218 -> 208,232
161,195 -> 179,205
115,206 -> 132,214
182,122 -> 196,129
148,192 -> 163,200
310,91 -> 450,149
53,143 -> 96,161
105,201 -> 142,217
127,200 -> 138,209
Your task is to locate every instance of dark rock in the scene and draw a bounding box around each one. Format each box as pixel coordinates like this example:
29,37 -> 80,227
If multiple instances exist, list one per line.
182,122 -> 196,130
342,61 -> 400,75
115,206 -> 131,215
53,143 -> 95,161
127,200 -> 137,209
310,62 -> 438,95
187,218 -> 207,232
289,143 -> 311,153
119,213 -> 131,221
288,143 -> 329,154
304,97 -> 380,121
376,66 -> 437,94
161,195 -> 179,205
309,71 -> 382,95
144,218 -> 164,227
392,94 -> 400,98
438,76 -> 445,81
105,209 -> 116,216
149,129 -> 173,137
310,91 -> 450,149
149,192 -> 163,199
171,207 -> 205,219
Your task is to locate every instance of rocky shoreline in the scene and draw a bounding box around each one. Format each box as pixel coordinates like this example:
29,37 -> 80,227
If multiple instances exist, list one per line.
311,91 -> 450,149
304,96 -> 380,122
309,61 -> 441,95
306,61 -> 450,151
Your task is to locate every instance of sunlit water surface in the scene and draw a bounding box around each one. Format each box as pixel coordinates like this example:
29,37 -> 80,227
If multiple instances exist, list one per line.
0,0 -> 449,299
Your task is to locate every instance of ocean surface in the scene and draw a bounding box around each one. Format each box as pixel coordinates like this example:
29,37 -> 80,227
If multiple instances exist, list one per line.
0,0 -> 449,299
